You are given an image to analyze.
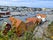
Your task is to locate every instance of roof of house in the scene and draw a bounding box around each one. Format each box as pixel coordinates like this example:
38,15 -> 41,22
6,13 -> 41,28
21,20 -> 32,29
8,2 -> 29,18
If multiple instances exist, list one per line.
36,14 -> 46,18
9,16 -> 22,28
15,19 -> 22,28
26,17 -> 41,23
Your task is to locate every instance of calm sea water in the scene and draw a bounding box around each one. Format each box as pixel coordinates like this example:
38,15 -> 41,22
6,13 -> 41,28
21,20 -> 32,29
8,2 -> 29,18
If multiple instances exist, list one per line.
0,11 -> 49,26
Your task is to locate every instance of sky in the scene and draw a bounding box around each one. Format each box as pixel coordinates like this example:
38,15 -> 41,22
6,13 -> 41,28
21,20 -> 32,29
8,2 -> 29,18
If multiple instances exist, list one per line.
0,0 -> 53,8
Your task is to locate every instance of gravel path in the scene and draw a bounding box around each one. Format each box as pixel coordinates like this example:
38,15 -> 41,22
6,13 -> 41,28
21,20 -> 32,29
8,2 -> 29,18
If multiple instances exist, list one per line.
33,14 -> 53,39
33,22 -> 48,38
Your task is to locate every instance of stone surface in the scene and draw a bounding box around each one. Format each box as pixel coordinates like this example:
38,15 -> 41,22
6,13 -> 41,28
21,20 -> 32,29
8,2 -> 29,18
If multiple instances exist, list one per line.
33,14 -> 53,40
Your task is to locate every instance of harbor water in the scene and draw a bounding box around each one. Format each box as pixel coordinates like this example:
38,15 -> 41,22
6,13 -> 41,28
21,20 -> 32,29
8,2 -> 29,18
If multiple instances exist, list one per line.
0,11 -> 51,26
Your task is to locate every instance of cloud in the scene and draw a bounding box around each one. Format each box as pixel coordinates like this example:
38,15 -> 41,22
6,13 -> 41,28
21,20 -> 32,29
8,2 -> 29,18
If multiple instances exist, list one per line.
11,0 -> 20,1
0,1 -> 11,6
38,0 -> 53,1
0,0 -> 53,8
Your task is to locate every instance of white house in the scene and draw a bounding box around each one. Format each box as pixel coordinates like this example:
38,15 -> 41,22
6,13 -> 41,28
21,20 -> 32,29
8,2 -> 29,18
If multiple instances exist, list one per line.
36,14 -> 46,22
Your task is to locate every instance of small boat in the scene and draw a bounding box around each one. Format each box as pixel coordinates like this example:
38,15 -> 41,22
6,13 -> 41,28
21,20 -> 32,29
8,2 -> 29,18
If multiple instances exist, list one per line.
0,15 -> 10,18
0,19 -> 3,21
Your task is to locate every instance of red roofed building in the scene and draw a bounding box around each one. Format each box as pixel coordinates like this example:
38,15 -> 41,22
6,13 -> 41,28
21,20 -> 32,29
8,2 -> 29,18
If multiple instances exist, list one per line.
36,14 -> 46,22
26,17 -> 41,31
9,16 -> 27,36
26,17 -> 41,24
